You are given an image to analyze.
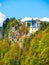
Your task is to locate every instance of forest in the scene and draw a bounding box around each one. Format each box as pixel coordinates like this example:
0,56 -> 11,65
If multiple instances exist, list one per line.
0,18 -> 49,65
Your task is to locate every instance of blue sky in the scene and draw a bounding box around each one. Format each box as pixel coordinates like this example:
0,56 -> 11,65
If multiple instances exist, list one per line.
0,0 -> 49,19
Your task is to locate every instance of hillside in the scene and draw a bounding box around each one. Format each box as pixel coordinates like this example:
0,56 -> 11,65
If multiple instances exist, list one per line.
0,18 -> 49,65
0,27 -> 3,39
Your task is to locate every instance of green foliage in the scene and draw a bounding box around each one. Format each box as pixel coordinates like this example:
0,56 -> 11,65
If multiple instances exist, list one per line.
18,23 -> 29,35
0,20 -> 49,65
25,27 -> 49,65
40,47 -> 49,65
40,22 -> 49,30
3,18 -> 18,38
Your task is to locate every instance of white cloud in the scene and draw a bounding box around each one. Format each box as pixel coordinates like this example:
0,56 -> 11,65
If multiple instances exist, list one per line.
21,17 -> 49,22
33,17 -> 49,22
40,17 -> 49,22
21,17 -> 40,22
21,17 -> 32,22
33,17 -> 39,20
0,12 -> 6,27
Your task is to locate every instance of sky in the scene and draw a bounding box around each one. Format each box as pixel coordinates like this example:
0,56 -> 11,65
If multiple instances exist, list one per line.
0,0 -> 49,19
